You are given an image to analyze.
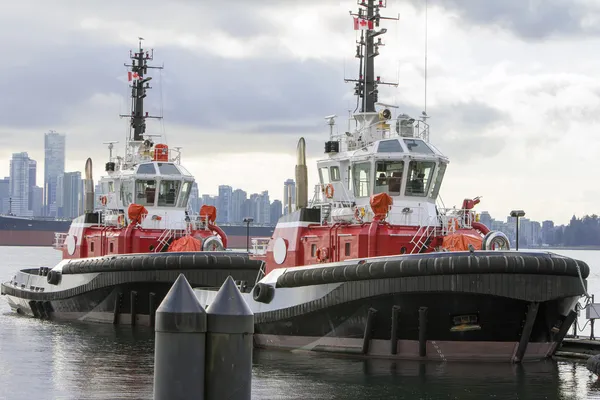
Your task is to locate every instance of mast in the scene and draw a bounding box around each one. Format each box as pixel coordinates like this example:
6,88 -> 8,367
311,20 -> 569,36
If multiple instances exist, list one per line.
345,0 -> 398,113
120,37 -> 163,148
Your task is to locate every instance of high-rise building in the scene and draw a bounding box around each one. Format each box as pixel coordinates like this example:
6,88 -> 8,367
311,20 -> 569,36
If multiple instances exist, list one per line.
9,152 -> 34,216
0,177 -> 9,214
283,179 -> 296,215
62,172 -> 82,219
270,200 -> 282,224
188,182 -> 200,212
255,190 -> 270,224
217,185 -> 233,223
44,130 -> 66,217
231,189 -> 247,223
479,211 -> 492,230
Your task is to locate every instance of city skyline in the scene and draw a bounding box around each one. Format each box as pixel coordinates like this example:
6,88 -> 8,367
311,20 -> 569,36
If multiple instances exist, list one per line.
0,142 -> 591,238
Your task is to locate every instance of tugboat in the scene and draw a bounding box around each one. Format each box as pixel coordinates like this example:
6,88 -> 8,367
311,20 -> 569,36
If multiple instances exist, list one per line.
1,40 -> 262,325
195,0 -> 591,362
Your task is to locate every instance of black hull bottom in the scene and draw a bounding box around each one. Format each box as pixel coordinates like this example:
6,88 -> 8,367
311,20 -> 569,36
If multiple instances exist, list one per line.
2,251 -> 261,325
5,282 -> 177,325
253,292 -> 576,362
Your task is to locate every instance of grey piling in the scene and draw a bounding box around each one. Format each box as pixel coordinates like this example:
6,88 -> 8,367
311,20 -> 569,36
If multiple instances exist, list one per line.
418,306 -> 428,357
205,275 -> 254,400
153,274 -> 207,400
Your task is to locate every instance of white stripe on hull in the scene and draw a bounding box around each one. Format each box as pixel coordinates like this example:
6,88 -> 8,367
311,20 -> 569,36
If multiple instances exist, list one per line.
254,334 -> 555,362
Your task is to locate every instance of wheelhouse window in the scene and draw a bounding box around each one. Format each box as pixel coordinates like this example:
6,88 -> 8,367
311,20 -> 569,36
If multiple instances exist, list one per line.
176,181 -> 193,208
157,163 -> 181,175
135,180 -> 156,206
374,160 -> 404,196
405,161 -> 435,197
352,162 -> 371,198
377,139 -> 404,153
158,180 -> 181,206
330,166 -> 340,182
120,180 -> 134,205
319,167 -> 331,185
137,163 -> 157,174
403,139 -> 435,154
107,181 -> 115,193
429,162 -> 447,199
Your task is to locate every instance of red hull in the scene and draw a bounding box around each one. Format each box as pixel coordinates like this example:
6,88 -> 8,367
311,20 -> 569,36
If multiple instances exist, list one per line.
0,230 -> 253,249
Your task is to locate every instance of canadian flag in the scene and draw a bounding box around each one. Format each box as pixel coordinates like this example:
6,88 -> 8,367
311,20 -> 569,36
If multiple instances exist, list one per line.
353,17 -> 373,30
127,71 -> 140,81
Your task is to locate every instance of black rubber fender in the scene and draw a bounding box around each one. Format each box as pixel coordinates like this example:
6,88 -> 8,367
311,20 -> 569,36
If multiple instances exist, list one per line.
253,282 -> 275,304
275,251 -> 590,288
60,251 -> 262,275
46,270 -> 61,285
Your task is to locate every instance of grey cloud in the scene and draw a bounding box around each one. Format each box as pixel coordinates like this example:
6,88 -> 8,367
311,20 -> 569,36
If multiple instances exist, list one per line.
409,0 -> 600,40
424,100 -> 510,161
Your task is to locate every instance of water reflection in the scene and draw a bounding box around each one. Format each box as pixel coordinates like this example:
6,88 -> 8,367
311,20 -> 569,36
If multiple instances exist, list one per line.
252,350 -> 599,400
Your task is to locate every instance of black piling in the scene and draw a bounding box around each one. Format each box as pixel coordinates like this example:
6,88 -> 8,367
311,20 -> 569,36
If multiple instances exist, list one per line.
547,310 -> 578,357
361,308 -> 377,355
130,290 -> 137,327
390,305 -> 400,355
153,274 -> 207,400
513,302 -> 539,363
418,307 -> 428,357
113,292 -> 122,325
205,276 -> 254,400
149,292 -> 156,328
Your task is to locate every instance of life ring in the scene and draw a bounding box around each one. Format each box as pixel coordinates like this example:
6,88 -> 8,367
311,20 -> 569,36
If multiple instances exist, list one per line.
316,247 -> 329,262
101,196 -> 107,206
447,218 -> 459,231
324,184 -> 334,199
117,214 -> 124,226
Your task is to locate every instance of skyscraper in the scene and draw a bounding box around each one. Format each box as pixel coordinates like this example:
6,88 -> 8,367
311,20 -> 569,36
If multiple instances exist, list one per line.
44,130 -> 66,217
62,172 -> 82,219
217,185 -> 233,223
283,179 -> 296,215
9,152 -> 33,216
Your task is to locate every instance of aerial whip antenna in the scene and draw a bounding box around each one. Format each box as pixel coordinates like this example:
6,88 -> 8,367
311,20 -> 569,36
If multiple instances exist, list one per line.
424,0 -> 428,115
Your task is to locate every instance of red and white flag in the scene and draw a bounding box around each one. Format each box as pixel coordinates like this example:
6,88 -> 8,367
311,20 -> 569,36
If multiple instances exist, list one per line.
127,71 -> 140,81
353,17 -> 373,30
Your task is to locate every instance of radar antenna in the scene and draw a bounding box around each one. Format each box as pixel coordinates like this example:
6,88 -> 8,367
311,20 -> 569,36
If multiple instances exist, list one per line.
103,141 -> 119,160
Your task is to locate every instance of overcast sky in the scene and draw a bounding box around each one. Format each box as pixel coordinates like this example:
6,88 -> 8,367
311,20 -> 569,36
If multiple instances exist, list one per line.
1,0 -> 599,225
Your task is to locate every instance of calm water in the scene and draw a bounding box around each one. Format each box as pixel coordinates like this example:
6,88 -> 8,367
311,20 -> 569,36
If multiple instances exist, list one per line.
1,247 -> 600,400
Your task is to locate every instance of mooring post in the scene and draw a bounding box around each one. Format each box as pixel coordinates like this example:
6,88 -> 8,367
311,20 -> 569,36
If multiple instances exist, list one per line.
149,292 -> 156,328
591,294 -> 596,341
205,276 -> 254,400
390,306 -> 400,355
513,302 -> 539,363
130,290 -> 137,327
418,307 -> 428,357
547,310 -> 578,357
113,292 -> 122,325
153,274 -> 207,400
361,308 -> 377,355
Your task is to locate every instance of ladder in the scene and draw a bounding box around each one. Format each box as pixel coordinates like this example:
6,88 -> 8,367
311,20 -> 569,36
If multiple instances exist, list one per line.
409,216 -> 438,254
321,203 -> 332,223
155,228 -> 174,252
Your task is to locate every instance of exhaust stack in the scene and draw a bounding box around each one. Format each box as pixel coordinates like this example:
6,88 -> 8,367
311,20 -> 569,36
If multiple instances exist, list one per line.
84,158 -> 95,213
295,137 -> 308,210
